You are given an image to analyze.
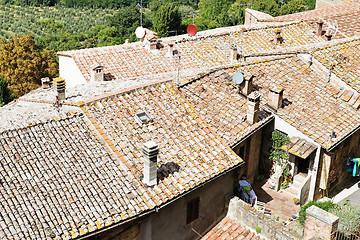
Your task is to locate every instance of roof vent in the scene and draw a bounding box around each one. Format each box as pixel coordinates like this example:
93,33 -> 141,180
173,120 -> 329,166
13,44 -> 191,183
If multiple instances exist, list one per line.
53,77 -> 66,101
135,112 -> 152,125
330,131 -> 337,139
142,141 -> 159,187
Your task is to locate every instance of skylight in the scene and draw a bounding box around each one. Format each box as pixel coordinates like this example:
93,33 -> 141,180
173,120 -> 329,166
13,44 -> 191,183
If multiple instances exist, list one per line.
135,112 -> 152,125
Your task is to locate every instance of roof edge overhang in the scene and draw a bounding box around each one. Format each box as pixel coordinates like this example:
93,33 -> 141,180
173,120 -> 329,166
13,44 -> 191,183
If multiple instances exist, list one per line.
231,115 -> 275,149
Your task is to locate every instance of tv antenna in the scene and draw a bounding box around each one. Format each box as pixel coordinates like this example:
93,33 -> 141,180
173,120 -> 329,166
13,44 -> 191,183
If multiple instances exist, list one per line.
137,0 -> 143,27
327,20 -> 338,83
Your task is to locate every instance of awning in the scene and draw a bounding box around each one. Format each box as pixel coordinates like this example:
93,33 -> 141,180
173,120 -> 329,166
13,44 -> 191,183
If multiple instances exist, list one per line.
281,137 -> 317,159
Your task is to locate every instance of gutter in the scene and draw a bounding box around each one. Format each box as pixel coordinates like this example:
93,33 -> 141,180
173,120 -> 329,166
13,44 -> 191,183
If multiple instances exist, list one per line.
231,116 -> 275,150
75,159 -> 244,239
327,124 -> 360,152
76,209 -> 155,240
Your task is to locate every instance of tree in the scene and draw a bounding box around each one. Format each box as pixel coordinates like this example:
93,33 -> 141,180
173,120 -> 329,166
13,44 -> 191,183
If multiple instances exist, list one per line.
153,3 -> 181,37
0,76 -> 12,107
279,0 -> 306,15
0,34 -> 58,97
103,6 -> 151,44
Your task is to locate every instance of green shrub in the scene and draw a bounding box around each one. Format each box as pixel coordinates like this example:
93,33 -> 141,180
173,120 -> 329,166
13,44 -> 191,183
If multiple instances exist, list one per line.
298,200 -> 338,225
328,200 -> 360,233
256,225 -> 261,234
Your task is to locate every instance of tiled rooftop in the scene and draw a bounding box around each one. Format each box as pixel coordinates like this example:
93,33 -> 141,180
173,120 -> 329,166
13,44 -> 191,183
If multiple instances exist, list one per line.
273,2 -> 360,22
0,114 -> 132,239
0,80 -> 243,239
57,21 -> 323,84
313,38 -> 360,92
179,69 -> 272,146
200,216 -> 263,240
181,55 -> 360,150
248,3 -> 360,38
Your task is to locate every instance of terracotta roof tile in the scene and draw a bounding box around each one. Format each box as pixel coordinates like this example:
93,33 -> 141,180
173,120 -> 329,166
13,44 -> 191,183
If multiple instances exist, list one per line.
57,21 -> 322,85
274,2 -> 360,22
313,38 -> 360,92
181,55 -> 360,150
200,216 -> 264,240
179,69 -> 272,146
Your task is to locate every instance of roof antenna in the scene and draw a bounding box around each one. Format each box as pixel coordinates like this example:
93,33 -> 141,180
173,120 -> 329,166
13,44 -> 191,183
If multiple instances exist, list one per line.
136,0 -> 143,27
327,20 -> 338,83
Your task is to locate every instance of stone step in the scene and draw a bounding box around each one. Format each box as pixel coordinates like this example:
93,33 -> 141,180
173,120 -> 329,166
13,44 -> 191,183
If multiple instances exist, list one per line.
286,186 -> 299,198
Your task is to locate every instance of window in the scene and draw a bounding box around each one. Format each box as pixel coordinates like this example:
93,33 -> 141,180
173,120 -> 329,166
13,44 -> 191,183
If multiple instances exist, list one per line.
187,197 -> 199,224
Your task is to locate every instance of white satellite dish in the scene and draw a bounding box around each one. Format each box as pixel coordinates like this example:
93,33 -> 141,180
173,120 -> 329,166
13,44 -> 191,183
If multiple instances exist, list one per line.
233,71 -> 244,85
135,26 -> 145,39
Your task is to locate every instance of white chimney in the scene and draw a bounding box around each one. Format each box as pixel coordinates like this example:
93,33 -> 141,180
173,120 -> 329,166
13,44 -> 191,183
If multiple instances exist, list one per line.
91,64 -> 104,82
41,77 -> 51,89
167,43 -> 174,57
247,91 -> 260,124
268,86 -> 283,109
142,141 -> 159,187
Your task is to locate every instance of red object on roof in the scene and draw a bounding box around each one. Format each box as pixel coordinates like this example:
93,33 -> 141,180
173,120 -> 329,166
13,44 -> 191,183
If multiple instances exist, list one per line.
187,24 -> 197,36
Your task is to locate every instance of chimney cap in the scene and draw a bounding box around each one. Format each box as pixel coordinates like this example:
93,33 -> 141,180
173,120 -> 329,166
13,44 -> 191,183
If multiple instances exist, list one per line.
316,18 -> 324,24
248,91 -> 261,102
270,85 -> 283,94
143,141 -> 158,150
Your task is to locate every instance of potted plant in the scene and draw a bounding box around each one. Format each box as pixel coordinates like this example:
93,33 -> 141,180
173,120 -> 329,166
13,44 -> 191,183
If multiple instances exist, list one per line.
293,197 -> 300,205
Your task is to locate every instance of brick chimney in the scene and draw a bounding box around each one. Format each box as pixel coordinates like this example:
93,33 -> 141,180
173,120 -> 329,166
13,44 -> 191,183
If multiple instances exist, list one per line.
91,64 -> 104,82
240,73 -> 254,96
230,44 -> 238,62
316,19 -> 324,36
247,92 -> 260,124
142,141 -> 159,187
53,77 -> 66,101
274,29 -> 282,44
41,77 -> 51,89
149,39 -> 158,50
268,86 -> 283,109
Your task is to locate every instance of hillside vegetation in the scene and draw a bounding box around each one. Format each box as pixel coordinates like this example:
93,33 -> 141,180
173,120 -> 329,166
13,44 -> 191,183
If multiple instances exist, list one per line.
0,0 -> 315,104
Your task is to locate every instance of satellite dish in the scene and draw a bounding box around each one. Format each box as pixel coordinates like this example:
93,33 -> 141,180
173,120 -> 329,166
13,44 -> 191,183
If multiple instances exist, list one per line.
187,24 -> 197,36
233,71 -> 244,85
135,26 -> 145,39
